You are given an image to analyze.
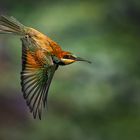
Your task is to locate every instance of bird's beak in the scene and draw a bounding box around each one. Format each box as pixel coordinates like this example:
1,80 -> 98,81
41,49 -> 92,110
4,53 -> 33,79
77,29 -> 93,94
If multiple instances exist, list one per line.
75,57 -> 91,64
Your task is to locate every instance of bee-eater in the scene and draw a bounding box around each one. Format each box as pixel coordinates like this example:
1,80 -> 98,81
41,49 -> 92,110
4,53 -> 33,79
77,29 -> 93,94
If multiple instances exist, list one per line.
0,15 -> 91,119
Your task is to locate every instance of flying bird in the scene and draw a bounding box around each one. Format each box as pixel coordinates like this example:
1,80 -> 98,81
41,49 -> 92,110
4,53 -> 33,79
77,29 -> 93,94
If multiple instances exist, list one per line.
0,15 -> 91,119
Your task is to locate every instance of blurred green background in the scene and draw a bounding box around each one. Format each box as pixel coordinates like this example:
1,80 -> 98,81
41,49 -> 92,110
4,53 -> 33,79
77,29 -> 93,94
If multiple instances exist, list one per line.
0,0 -> 140,140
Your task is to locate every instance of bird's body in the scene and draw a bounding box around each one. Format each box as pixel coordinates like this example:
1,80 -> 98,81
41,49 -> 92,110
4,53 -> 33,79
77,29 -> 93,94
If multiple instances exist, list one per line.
0,15 -> 91,119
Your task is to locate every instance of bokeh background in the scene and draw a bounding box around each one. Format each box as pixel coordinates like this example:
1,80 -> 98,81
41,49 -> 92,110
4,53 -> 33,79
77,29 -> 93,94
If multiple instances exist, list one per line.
0,0 -> 140,140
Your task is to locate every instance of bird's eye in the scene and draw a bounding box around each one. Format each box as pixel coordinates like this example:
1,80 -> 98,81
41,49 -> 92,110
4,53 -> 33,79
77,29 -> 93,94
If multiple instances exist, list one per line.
63,55 -> 75,60
63,55 -> 70,59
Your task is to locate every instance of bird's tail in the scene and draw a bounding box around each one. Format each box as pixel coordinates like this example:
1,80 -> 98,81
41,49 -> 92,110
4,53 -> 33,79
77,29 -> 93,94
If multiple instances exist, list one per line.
0,15 -> 27,35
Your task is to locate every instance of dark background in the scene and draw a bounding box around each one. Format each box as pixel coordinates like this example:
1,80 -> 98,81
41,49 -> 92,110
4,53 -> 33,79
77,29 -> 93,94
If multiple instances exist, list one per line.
0,0 -> 140,140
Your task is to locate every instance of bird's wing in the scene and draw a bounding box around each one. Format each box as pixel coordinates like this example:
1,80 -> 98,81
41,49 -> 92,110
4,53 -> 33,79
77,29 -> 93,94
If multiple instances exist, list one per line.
21,38 -> 58,119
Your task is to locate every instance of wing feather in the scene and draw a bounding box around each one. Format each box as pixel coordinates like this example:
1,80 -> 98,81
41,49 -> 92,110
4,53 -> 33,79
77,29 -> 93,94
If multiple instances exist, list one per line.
21,38 -> 58,119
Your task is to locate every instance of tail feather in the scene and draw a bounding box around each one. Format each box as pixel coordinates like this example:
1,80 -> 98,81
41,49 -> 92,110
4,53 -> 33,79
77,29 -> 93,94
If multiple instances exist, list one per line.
0,15 -> 27,35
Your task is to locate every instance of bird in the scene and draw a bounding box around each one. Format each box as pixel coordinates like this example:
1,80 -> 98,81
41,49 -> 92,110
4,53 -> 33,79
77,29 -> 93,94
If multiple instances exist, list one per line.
0,15 -> 91,119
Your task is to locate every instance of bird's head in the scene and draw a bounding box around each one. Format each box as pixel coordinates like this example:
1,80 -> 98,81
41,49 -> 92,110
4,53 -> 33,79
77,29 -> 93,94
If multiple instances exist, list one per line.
59,51 -> 91,65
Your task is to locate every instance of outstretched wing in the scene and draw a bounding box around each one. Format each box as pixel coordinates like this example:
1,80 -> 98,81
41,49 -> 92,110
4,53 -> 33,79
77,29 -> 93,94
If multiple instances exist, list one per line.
21,38 -> 58,119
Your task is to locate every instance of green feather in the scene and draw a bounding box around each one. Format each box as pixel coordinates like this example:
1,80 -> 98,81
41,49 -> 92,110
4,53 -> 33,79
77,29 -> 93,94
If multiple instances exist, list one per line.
0,15 -> 27,35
